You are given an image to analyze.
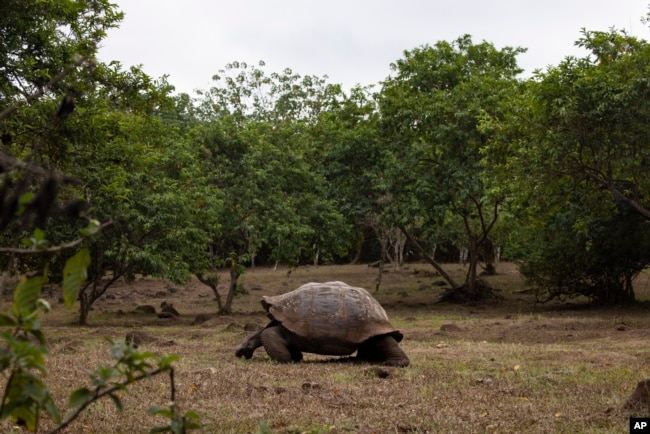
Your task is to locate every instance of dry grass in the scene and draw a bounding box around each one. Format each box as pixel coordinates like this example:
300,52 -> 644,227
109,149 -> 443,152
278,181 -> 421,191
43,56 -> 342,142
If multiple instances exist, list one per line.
1,262 -> 649,433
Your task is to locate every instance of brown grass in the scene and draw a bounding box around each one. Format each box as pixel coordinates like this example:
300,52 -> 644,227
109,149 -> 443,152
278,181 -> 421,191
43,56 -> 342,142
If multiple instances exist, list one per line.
1,262 -> 649,433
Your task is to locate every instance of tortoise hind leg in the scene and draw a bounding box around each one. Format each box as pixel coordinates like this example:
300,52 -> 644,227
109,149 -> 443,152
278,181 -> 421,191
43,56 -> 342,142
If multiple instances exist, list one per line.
260,326 -> 303,363
357,335 -> 410,367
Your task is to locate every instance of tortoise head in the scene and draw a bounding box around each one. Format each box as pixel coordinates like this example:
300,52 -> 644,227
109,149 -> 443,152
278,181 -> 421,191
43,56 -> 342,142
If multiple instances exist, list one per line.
235,345 -> 254,359
234,333 -> 260,359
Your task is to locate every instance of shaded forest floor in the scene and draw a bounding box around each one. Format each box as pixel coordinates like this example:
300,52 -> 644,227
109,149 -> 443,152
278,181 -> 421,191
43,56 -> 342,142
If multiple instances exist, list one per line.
1,262 -> 649,433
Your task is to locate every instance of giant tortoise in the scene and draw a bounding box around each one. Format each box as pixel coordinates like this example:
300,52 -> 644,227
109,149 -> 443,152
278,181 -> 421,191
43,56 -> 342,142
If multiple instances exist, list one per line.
235,281 -> 409,367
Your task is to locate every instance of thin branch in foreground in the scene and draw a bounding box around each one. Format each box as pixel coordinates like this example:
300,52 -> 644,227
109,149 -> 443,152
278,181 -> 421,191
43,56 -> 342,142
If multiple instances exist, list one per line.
46,367 -> 167,434
0,219 -> 113,254
0,151 -> 77,182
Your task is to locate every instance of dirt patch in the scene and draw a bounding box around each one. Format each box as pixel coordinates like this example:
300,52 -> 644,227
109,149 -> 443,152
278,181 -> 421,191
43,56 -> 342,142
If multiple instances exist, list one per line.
38,262 -> 650,369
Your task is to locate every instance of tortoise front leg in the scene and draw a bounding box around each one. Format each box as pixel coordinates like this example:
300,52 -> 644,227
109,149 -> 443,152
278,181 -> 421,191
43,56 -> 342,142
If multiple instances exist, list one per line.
357,335 -> 410,367
260,326 -> 303,363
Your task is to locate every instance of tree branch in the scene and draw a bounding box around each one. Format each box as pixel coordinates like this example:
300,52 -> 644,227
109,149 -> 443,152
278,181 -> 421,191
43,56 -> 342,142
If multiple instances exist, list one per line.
0,220 -> 113,254
398,224 -> 459,289
46,367 -> 168,434
0,56 -> 92,122
88,271 -> 123,304
0,151 -> 76,182
585,171 -> 650,220
481,196 -> 502,244
608,186 -> 650,219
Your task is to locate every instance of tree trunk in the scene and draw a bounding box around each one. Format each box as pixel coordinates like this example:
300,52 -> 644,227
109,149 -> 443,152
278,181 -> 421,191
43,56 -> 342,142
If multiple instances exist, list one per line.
1,255 -> 17,296
78,280 -> 98,326
77,274 -> 122,325
459,247 -> 468,265
453,197 -> 502,301
373,225 -> 396,269
399,225 -> 459,289
623,273 -> 636,303
313,244 -> 320,266
196,273 -> 223,312
390,227 -> 406,271
374,260 -> 384,293
377,227 -> 389,268
374,227 -> 389,292
350,237 -> 364,264
78,289 -> 91,326
481,238 -> 497,275
222,267 -> 240,314
465,237 -> 479,294
602,274 -> 636,304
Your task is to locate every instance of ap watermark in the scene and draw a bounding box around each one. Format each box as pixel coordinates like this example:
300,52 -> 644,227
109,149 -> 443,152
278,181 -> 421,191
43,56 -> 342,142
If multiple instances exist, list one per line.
631,418 -> 650,433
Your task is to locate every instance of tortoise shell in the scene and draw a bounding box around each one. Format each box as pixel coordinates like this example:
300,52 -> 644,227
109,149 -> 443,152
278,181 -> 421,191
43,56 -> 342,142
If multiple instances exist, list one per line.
261,281 -> 402,347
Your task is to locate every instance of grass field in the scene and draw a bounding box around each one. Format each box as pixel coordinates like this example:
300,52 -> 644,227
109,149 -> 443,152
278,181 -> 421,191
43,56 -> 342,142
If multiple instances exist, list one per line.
1,262 -> 649,433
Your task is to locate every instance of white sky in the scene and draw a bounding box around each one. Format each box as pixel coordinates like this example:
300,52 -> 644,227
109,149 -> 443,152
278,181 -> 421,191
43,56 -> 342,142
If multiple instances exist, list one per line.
98,0 -> 650,95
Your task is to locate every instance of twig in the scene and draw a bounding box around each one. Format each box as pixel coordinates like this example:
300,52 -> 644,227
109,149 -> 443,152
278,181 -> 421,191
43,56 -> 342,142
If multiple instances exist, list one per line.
0,371 -> 16,420
170,368 -> 176,403
46,367 -> 167,434
0,219 -> 113,254
0,151 -> 76,182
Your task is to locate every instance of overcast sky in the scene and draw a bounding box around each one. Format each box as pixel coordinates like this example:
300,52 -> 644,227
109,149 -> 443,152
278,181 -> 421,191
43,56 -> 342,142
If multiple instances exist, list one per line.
98,1 -> 650,95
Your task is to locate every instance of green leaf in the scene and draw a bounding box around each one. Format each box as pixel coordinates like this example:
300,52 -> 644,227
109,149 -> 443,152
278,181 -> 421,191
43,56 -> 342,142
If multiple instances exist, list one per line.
0,313 -> 17,327
183,410 -> 200,420
63,248 -> 91,308
95,366 -> 120,383
79,219 -> 102,237
68,388 -> 93,408
28,328 -> 47,346
108,391 -> 124,412
148,406 -> 174,418
43,399 -> 62,424
3,374 -> 42,431
23,380 -> 48,401
170,419 -> 184,432
156,354 -> 179,370
32,227 -> 45,243
14,275 -> 44,316
17,192 -> 35,216
10,406 -> 38,431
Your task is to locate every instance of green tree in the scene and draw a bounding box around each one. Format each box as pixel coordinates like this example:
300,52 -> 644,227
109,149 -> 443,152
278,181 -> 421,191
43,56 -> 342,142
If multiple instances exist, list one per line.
0,0 -> 122,105
378,35 -> 524,299
1,0 -> 221,325
64,71 -> 219,324
0,104 -> 200,434
0,3 -> 199,429
311,84 -> 407,280
491,29 -> 650,303
192,62 -> 350,313
515,190 -> 650,304
543,30 -> 650,218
